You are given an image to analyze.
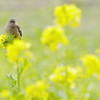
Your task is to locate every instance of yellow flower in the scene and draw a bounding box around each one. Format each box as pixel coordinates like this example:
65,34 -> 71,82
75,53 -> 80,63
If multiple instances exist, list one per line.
26,85 -> 34,97
0,89 -> 10,98
0,34 -> 7,47
50,67 -> 67,83
54,4 -> 82,27
41,25 -> 69,50
82,54 -> 100,75
6,39 -> 31,63
49,66 -> 79,84
67,66 -> 78,82
26,80 -> 49,99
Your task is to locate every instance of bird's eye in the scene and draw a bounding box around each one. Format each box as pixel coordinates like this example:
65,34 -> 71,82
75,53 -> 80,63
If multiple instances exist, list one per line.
10,21 -> 15,23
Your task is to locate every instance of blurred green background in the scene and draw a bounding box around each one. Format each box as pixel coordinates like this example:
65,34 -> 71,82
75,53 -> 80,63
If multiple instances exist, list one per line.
0,0 -> 100,99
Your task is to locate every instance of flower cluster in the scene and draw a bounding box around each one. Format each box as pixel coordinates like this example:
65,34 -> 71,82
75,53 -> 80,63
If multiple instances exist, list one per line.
54,4 -> 81,27
41,4 -> 81,50
0,34 -> 7,47
0,89 -> 10,99
6,39 -> 31,63
26,80 -> 49,100
82,54 -> 100,75
41,25 -> 68,50
49,66 -> 79,84
0,34 -> 16,48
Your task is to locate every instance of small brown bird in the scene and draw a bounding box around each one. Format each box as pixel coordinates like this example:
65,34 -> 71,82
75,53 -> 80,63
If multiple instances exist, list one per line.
5,18 -> 22,39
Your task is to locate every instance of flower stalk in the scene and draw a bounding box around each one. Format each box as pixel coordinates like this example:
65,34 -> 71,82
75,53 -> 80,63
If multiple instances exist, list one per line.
17,66 -> 21,91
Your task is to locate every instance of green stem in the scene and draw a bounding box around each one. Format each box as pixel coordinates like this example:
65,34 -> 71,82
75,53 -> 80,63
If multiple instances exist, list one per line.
16,59 -> 26,92
16,61 -> 21,92
17,67 -> 20,91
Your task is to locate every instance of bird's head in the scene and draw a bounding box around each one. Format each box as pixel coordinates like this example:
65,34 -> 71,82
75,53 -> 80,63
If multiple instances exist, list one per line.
9,18 -> 16,24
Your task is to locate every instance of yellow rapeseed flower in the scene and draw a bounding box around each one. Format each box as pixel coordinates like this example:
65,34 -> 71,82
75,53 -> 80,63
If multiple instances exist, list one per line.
67,66 -> 78,82
49,67 -> 67,83
82,54 -> 100,75
54,4 -> 81,27
26,80 -> 49,100
0,34 -> 7,47
41,25 -> 69,50
49,66 -> 79,84
6,39 -> 31,63
26,85 -> 34,97
0,89 -> 10,98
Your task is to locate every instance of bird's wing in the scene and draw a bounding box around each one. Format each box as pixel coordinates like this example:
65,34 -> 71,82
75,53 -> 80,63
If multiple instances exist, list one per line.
16,25 -> 22,37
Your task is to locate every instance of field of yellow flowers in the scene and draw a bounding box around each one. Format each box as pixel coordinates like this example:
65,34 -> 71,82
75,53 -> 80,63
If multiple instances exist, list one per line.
0,0 -> 100,100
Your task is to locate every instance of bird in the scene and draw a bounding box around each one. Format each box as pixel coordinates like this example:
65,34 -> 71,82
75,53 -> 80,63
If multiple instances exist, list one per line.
5,18 -> 22,39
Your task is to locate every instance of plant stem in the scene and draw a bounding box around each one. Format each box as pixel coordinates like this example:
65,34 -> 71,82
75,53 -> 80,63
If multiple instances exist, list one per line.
17,62 -> 21,92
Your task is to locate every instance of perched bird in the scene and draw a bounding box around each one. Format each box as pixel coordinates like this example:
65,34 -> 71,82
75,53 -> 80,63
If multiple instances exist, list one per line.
5,18 -> 22,39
